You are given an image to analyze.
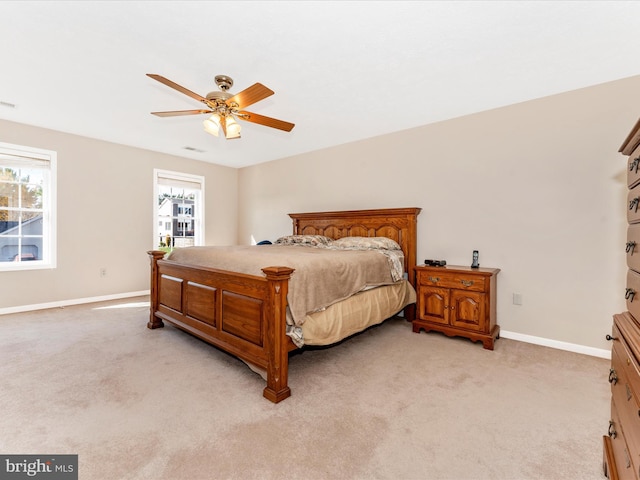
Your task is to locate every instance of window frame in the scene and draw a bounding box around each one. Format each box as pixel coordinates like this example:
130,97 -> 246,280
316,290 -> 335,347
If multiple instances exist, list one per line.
153,169 -> 205,250
0,141 -> 57,271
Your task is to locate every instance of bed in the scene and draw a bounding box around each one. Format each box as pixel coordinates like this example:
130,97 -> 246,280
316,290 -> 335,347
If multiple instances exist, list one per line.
147,207 -> 421,402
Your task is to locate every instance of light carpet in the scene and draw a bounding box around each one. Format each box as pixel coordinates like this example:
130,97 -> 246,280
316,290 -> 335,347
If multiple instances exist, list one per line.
0,296 -> 610,480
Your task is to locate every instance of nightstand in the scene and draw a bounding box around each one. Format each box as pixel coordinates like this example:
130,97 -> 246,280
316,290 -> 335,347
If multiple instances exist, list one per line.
412,265 -> 500,350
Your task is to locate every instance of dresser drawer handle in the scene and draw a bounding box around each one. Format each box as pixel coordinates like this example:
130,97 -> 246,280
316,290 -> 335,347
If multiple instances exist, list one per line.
608,420 -> 617,439
626,288 -> 636,302
460,280 -> 474,287
609,368 -> 618,385
428,276 -> 440,283
631,157 -> 640,174
627,241 -> 637,254
630,197 -> 640,212
606,334 -> 617,341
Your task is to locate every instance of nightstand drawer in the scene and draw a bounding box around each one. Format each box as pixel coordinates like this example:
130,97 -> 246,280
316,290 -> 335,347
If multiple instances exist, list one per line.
417,271 -> 486,292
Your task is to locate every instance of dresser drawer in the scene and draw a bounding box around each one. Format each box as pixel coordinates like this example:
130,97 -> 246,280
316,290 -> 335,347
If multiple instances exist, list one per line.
628,187 -> 640,224
628,143 -> 640,189
627,142 -> 640,188
615,313 -> 640,373
627,225 -> 640,273
626,271 -> 640,320
610,399 -> 639,480
611,341 -> 640,466
416,271 -> 486,292
613,320 -> 640,397
604,434 -> 619,480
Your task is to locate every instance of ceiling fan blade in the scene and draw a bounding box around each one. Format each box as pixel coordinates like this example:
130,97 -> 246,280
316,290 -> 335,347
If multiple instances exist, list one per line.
226,83 -> 274,109
147,74 -> 208,104
151,109 -> 212,117
238,111 -> 295,132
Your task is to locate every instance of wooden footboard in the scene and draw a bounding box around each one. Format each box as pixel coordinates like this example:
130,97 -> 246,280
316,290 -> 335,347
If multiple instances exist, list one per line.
147,250 -> 296,403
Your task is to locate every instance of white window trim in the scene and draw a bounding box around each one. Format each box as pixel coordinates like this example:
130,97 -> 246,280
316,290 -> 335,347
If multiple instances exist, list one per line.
0,141 -> 57,271
153,169 -> 205,248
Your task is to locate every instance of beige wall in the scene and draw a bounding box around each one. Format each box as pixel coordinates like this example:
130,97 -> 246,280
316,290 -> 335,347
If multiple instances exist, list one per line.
238,75 -> 640,350
3,75 -> 639,351
0,120 -> 238,309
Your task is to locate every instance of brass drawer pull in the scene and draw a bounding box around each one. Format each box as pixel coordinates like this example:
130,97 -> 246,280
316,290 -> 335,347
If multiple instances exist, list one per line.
627,241 -> 637,254
428,276 -> 440,283
609,368 -> 618,385
631,157 -> 640,174
461,280 -> 474,287
626,288 -> 636,302
608,420 -> 617,439
630,197 -> 640,212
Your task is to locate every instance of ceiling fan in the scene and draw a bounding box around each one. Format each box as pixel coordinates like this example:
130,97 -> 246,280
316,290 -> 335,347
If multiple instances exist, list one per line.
146,73 -> 295,140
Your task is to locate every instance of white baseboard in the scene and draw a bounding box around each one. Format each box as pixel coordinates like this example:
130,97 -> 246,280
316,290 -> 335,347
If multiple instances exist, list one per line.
0,290 -> 150,316
500,329 -> 611,360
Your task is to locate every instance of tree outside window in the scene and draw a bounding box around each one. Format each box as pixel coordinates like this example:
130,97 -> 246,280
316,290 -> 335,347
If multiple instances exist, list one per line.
0,142 -> 56,270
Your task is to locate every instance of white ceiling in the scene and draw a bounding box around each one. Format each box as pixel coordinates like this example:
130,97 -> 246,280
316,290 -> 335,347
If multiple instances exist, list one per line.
1,1 -> 639,168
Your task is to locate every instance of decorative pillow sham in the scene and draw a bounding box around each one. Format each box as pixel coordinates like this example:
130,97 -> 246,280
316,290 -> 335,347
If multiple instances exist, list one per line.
274,234 -> 333,247
330,236 -> 401,251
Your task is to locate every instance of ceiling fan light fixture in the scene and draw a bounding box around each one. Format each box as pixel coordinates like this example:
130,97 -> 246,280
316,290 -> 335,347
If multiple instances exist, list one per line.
225,115 -> 241,139
203,114 -> 220,136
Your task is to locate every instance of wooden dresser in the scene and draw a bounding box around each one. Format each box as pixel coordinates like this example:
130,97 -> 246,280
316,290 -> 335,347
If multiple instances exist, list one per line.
412,265 -> 500,350
604,119 -> 640,480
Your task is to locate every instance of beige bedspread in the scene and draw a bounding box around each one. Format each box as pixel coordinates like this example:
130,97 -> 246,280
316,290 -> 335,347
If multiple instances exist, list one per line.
167,245 -> 400,326
245,282 -> 416,376
301,280 -> 416,345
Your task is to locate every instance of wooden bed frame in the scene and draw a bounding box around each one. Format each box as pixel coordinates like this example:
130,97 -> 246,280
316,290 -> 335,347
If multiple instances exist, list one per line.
147,207 -> 421,403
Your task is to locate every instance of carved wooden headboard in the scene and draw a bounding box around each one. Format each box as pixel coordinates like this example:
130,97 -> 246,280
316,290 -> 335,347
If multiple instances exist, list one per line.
288,207 -> 422,285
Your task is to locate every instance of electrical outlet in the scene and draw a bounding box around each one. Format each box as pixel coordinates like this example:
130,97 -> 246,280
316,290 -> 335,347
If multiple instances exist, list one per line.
513,293 -> 522,305
100,268 -> 107,277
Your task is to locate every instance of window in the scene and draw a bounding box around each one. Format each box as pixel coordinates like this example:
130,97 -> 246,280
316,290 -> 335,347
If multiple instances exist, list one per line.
154,169 -> 204,252
0,142 -> 56,270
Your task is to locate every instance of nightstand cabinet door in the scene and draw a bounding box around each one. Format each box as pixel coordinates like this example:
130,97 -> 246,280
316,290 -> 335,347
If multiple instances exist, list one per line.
417,286 -> 450,325
450,289 -> 486,332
